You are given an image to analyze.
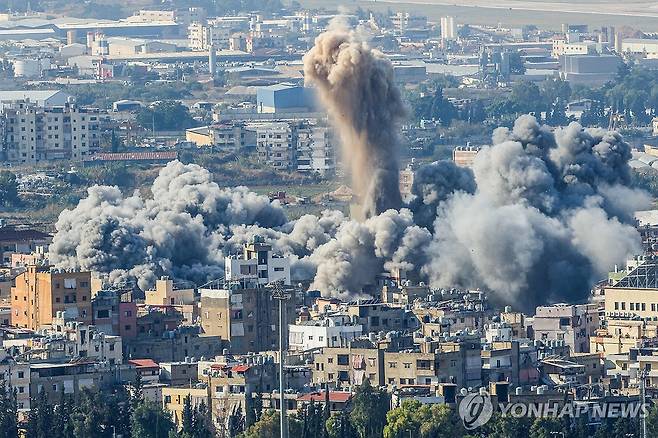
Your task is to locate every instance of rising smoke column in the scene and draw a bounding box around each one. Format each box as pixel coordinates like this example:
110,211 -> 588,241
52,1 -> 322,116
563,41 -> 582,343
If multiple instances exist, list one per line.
303,25 -> 405,218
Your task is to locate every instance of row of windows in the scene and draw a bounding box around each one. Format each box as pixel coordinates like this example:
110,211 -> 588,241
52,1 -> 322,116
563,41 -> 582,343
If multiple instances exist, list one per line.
613,302 -> 658,312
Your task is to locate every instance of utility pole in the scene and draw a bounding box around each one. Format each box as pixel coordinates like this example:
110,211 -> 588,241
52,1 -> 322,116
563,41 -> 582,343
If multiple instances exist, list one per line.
640,368 -> 647,438
269,280 -> 291,438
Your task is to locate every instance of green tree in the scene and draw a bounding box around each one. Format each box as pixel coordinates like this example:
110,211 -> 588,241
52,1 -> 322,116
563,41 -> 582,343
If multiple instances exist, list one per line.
528,417 -> 565,438
509,81 -> 545,115
326,411 -> 358,438
131,400 -> 175,438
137,100 -> 196,131
182,395 -> 194,435
383,400 -> 463,438
26,389 -> 53,438
349,380 -> 389,438
646,403 -> 658,438
0,381 -> 18,438
0,171 -> 18,207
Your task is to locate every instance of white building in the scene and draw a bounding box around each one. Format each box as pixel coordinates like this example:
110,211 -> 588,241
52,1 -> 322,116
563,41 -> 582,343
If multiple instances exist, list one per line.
0,350 -> 30,411
49,312 -> 123,365
256,122 -> 296,170
3,100 -> 101,164
485,322 -> 513,343
225,237 -> 290,286
440,16 -> 456,41
289,315 -> 363,351
296,124 -> 335,176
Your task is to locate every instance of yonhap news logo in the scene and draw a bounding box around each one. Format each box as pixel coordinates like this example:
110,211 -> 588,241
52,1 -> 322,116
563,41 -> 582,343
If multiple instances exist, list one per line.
457,390 -> 650,430
458,392 -> 493,430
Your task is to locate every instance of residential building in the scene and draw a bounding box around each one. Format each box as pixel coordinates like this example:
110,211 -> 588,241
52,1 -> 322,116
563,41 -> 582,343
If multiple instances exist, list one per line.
452,146 -> 480,167
160,360 -> 199,386
288,315 -> 362,351
11,266 -> 93,331
0,225 -> 51,266
162,386 -> 211,429
224,237 -> 291,286
256,122 -> 296,170
199,279 -> 296,354
4,100 -> 101,164
295,124 -> 335,176
344,299 -> 419,334
185,123 -> 253,150
531,303 -> 598,354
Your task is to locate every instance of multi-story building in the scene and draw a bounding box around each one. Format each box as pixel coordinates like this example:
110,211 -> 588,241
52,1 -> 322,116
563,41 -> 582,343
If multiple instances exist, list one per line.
344,299 -> 419,334
288,315 -> 362,351
185,123 -> 254,151
452,146 -> 480,167
0,350 -> 30,411
256,122 -> 296,170
11,266 -> 93,330
0,225 -> 51,266
224,237 -> 291,286
199,279 -> 296,354
48,312 -> 123,364
295,124 -> 335,176
531,303 -> 598,354
160,360 -> 199,386
162,386 -> 211,429
4,100 -> 101,164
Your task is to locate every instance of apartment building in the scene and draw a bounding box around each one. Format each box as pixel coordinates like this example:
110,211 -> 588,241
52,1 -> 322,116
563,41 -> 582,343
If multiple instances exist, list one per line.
531,303 -> 598,354
185,123 -> 254,151
11,266 -> 93,330
224,237 -> 291,286
4,100 -> 100,164
256,122 -> 296,170
0,350 -> 30,411
288,315 -> 363,351
162,386 -> 211,429
345,299 -> 419,334
295,124 -> 335,176
199,280 -> 296,354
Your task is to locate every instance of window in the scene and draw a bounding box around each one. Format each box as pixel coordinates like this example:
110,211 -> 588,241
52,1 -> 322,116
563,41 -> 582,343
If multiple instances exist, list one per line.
622,302 -> 626,310
388,362 -> 397,368
17,371 -> 24,378
403,363 -> 411,369
615,302 -> 619,310
337,354 -> 349,366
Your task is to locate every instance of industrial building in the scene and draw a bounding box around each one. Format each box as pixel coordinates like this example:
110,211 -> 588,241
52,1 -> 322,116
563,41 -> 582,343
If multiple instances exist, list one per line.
256,83 -> 315,114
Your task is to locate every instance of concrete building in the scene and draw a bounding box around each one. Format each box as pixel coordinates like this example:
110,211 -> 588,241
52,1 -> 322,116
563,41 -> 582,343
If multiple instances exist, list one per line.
0,350 -> 30,411
561,54 -> 622,86
531,303 -> 598,354
391,13 -> 427,33
3,100 -> 101,164
295,124 -> 335,176
288,315 -> 363,351
11,266 -> 93,331
49,312 -> 123,364
440,16 -> 456,41
160,360 -> 199,386
199,279 -> 296,354
0,225 -> 51,266
162,386 -> 211,429
185,123 -> 253,151
256,122 -> 296,170
344,300 -> 419,334
452,146 -> 481,167
224,237 -> 291,286
0,90 -> 72,108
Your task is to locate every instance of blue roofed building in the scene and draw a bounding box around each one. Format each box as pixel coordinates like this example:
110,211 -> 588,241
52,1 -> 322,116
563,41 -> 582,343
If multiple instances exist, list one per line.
256,83 -> 315,114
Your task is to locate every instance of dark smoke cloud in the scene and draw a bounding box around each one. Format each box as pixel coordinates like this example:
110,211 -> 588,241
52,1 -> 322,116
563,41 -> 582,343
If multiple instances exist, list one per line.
303,23 -> 405,218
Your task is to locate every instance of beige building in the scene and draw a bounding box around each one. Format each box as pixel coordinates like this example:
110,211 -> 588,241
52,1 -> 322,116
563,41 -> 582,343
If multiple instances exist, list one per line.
199,282 -> 295,354
452,146 -> 480,167
4,100 -> 101,164
162,386 -> 211,429
144,277 -> 196,323
531,303 -> 598,354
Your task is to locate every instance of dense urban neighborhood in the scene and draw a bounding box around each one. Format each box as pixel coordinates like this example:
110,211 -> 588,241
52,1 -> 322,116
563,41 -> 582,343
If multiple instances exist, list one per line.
5,1 -> 658,437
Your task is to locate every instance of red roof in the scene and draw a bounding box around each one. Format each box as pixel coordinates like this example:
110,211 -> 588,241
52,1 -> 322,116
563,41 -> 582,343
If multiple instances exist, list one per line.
297,391 -> 352,403
231,365 -> 251,373
129,359 -> 159,369
86,151 -> 178,162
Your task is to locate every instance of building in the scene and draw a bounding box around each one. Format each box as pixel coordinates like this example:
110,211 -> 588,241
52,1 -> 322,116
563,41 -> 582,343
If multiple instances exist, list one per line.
288,315 -> 362,351
440,16 -> 456,41
621,38 -> 658,57
561,54 -> 622,86
160,360 -> 199,386
452,146 -> 480,167
256,84 -> 314,114
0,225 -> 51,266
185,123 -> 253,151
11,266 -> 93,331
531,303 -> 598,354
256,122 -> 296,169
0,90 -> 73,108
224,237 -> 291,286
49,312 -> 123,364
199,280 -> 296,354
4,100 -> 101,164
294,123 -> 334,176
391,13 -> 427,32
0,350 -> 30,410
162,387 -> 210,429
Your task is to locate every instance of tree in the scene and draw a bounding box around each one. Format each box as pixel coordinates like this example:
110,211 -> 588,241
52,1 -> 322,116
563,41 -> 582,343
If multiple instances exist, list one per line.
646,403 -> 658,438
326,411 -> 358,438
349,380 -> 389,438
528,417 -> 565,438
26,389 -> 53,438
131,400 -> 175,438
136,100 -> 196,132
182,395 -> 195,435
0,381 -> 18,438
0,171 -> 18,207
509,81 -> 545,115
383,400 -> 464,438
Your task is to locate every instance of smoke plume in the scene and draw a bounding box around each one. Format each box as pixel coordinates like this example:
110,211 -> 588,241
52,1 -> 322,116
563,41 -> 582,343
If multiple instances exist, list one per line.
303,24 -> 405,218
